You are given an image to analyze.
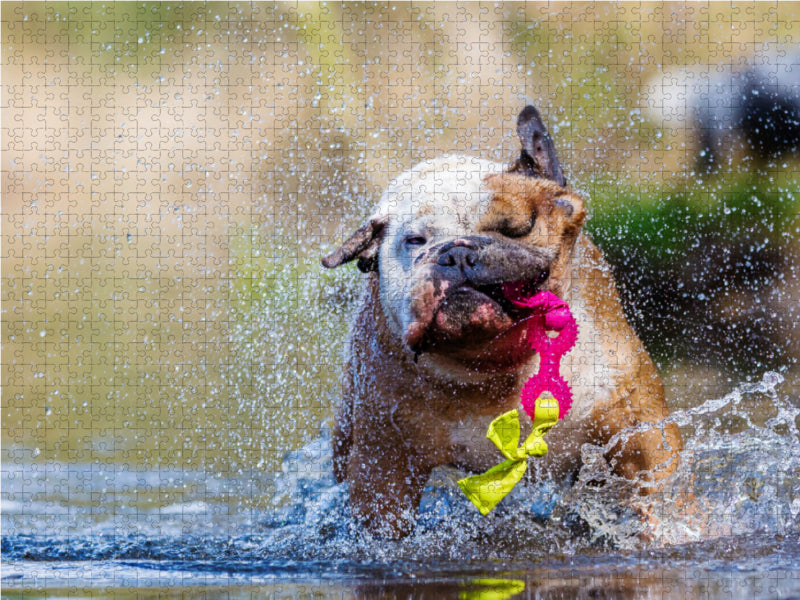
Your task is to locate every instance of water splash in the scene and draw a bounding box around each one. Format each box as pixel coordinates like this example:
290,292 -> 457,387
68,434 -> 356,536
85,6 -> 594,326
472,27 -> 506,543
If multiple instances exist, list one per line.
227,370 -> 799,561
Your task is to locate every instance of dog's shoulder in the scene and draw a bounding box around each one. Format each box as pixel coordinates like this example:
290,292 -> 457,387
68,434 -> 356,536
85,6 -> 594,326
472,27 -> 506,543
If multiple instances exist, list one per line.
566,234 -> 662,414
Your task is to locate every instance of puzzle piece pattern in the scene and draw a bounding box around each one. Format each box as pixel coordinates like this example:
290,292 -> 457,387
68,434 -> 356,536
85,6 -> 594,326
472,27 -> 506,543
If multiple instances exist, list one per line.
2,8 -> 799,595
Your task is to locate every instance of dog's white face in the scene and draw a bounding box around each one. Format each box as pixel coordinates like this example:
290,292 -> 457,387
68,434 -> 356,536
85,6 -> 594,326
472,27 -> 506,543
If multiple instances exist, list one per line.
374,155 -> 506,352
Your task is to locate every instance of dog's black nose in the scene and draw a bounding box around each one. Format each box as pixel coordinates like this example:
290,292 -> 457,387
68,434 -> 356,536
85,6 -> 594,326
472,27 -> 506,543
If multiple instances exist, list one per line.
437,245 -> 478,271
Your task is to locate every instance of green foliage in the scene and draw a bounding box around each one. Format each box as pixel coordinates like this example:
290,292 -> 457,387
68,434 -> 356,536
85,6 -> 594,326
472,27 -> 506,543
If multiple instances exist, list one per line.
584,173 -> 799,370
586,174 -> 800,268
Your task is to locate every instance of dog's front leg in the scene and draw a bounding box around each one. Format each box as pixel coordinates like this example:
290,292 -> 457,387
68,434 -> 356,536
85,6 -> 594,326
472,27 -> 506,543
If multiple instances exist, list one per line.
346,427 -> 431,539
594,383 -> 683,493
332,359 -> 355,484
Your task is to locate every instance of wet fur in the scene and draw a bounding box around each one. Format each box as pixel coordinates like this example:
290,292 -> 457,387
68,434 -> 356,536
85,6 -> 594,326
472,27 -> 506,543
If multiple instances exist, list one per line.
323,108 -> 682,538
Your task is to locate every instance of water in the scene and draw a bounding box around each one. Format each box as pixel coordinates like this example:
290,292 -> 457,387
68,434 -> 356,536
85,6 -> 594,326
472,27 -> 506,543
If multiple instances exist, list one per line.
3,371 -> 799,598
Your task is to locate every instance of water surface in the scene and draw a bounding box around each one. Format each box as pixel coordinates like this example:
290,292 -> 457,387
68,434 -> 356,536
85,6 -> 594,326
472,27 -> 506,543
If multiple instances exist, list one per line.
4,372 -> 799,598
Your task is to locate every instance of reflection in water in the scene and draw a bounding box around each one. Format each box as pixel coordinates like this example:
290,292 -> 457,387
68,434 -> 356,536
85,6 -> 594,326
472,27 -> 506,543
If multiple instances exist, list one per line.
459,578 -> 526,600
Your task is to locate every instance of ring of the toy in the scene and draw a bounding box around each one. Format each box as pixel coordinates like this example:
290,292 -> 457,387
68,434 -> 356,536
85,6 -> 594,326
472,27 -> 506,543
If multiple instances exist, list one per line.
501,286 -> 578,420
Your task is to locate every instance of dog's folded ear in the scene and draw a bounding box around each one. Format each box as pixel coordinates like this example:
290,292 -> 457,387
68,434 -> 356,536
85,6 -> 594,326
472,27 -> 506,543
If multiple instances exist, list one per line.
321,214 -> 389,272
510,105 -> 567,187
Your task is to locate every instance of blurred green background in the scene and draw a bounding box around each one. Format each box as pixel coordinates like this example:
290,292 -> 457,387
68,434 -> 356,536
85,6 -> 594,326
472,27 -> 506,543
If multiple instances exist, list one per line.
3,2 -> 799,473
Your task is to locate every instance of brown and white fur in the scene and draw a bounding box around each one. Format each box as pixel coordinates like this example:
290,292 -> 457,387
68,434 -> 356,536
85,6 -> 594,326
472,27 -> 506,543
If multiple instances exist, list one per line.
322,106 -> 681,538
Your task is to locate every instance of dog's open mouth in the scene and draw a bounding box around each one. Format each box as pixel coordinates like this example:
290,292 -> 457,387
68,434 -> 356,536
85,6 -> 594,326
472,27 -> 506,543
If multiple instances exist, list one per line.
475,267 -> 551,314
413,272 -> 549,354
474,275 -> 547,319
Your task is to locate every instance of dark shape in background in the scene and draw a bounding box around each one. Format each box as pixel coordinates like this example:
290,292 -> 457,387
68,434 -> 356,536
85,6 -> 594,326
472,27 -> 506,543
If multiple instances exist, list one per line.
587,179 -> 799,376
694,57 -> 800,173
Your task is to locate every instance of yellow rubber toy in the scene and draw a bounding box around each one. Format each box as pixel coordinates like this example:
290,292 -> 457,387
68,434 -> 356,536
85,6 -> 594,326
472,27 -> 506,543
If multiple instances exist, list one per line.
457,394 -> 559,515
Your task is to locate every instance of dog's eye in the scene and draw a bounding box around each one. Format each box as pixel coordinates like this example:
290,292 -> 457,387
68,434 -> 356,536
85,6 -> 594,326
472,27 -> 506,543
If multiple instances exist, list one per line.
404,235 -> 427,247
498,217 -> 533,238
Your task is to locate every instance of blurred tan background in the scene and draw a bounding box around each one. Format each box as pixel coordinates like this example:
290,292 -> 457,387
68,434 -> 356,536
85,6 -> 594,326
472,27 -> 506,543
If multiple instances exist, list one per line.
3,2 -> 799,472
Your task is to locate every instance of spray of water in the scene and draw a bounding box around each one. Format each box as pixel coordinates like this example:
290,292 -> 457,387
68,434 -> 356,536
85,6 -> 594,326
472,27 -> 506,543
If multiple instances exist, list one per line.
249,370 -> 798,561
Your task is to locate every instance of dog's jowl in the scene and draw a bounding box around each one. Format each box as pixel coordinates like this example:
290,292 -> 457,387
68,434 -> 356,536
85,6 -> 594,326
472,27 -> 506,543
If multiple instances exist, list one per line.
322,106 -> 682,539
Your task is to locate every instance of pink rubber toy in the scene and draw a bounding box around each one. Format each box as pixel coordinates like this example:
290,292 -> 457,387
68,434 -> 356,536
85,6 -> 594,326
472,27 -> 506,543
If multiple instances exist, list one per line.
501,284 -> 579,421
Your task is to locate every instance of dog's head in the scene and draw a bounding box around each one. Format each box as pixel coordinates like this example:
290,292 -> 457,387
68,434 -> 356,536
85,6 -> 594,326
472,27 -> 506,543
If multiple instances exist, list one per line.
323,106 -> 586,373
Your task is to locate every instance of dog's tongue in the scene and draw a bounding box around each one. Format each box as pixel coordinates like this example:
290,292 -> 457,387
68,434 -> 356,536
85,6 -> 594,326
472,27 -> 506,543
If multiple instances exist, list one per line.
501,282 -> 571,331
501,282 -> 577,421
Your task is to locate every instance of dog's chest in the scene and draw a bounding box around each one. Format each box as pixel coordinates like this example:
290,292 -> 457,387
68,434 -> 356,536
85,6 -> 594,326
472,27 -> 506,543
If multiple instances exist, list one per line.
442,291 -> 617,473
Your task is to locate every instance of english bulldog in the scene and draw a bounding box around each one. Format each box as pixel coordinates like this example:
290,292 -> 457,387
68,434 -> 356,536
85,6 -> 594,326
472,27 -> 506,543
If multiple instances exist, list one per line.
322,106 -> 682,538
